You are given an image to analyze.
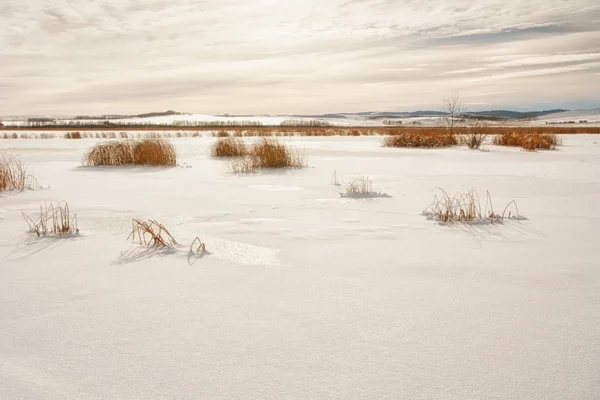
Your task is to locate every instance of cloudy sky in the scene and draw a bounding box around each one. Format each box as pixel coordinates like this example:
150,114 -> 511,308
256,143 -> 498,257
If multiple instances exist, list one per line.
1,0 -> 599,115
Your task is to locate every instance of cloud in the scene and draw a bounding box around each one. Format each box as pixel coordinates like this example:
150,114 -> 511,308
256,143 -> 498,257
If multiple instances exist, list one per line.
0,0 -> 599,114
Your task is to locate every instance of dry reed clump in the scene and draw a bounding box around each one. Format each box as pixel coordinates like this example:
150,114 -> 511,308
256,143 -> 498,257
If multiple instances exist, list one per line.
128,219 -> 207,255
225,138 -> 306,173
227,156 -> 258,173
210,137 -> 249,157
493,132 -> 562,151
64,132 -> 82,139
0,153 -> 41,192
251,138 -> 306,169
22,201 -> 79,236
128,219 -> 177,247
422,188 -> 521,224
82,138 -> 177,166
382,132 -> 458,148
344,176 -> 373,195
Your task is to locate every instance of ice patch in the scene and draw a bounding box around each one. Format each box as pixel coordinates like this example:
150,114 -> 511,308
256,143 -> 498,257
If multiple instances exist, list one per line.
206,237 -> 279,267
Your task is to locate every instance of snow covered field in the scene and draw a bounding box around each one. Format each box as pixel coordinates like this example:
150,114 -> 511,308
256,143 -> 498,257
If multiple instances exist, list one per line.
1,136 -> 599,399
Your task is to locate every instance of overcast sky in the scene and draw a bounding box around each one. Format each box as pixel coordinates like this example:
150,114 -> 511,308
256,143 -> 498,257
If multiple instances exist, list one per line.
1,0 -> 599,115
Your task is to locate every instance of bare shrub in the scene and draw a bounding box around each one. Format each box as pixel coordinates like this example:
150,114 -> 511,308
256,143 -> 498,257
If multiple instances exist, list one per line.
460,122 -> 489,149
422,188 -> 521,223
22,201 -> 79,236
383,132 -> 457,148
83,138 -> 176,166
0,153 -> 41,192
210,137 -> 248,157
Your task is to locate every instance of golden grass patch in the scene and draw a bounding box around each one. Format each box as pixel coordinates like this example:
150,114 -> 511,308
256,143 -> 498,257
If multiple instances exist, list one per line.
382,132 -> 458,148
83,138 -> 176,166
210,137 -> 249,157
0,153 -> 41,192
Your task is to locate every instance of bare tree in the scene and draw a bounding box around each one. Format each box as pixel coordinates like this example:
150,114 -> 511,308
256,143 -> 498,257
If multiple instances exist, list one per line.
442,93 -> 465,135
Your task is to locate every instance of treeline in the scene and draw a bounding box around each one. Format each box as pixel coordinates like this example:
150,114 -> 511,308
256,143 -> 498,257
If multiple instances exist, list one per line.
280,119 -> 331,127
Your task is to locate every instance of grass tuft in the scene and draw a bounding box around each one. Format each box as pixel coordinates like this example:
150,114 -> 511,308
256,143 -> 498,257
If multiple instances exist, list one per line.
128,219 -> 177,247
210,137 -> 248,157
83,138 -> 177,166
22,201 -> 79,236
423,188 -> 521,223
0,153 -> 41,192
344,176 -> 373,195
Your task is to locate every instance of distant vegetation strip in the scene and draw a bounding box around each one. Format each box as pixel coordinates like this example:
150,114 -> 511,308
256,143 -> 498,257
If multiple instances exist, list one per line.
2,126 -> 600,135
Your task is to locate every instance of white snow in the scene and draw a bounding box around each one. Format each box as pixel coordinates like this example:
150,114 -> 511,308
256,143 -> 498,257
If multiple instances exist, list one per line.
535,108 -> 600,124
1,135 -> 600,399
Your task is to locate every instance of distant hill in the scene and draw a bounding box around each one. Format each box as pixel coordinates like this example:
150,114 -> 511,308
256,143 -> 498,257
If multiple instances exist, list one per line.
288,109 -> 568,121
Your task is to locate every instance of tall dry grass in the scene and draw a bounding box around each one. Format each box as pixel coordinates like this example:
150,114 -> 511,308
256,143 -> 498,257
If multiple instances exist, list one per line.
0,153 -> 41,192
251,138 -> 304,168
423,188 -> 521,223
83,138 -> 177,166
382,131 -> 458,148
494,132 -> 561,150
210,137 -> 248,157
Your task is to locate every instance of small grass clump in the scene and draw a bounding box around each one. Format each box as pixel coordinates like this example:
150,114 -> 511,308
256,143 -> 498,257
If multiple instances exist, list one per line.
382,132 -> 457,148
0,153 -> 41,192
128,219 -> 177,247
494,132 -> 561,151
344,176 -> 373,195
422,188 -> 521,224
127,219 -> 207,256
83,138 -> 176,166
22,201 -> 79,236
210,137 -> 248,157
339,175 -> 391,198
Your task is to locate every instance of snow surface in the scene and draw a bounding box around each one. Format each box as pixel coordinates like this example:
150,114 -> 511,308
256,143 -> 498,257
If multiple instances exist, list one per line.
1,136 -> 600,399
535,108 -> 600,124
